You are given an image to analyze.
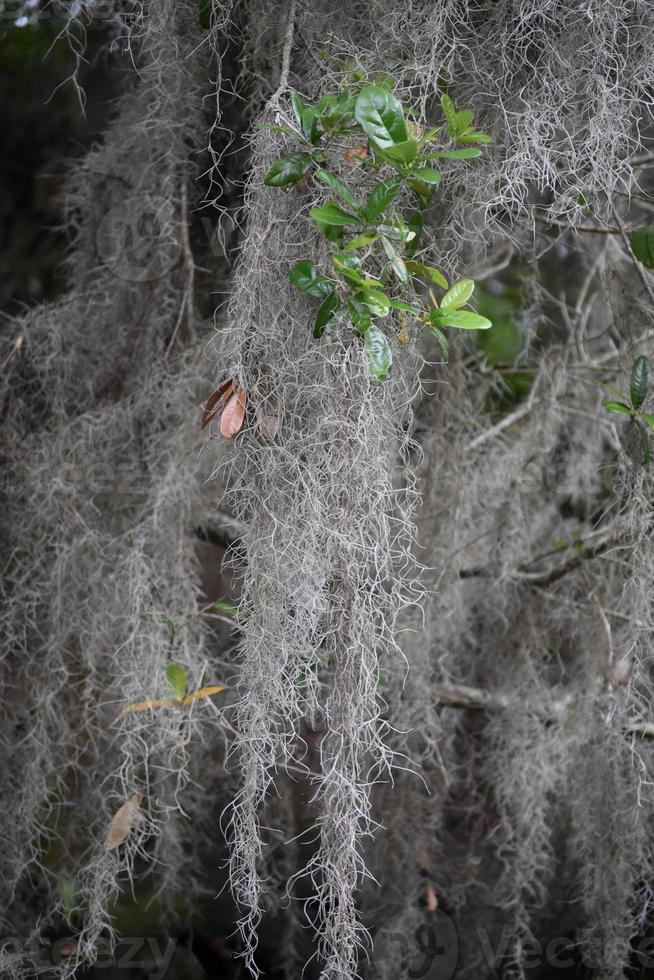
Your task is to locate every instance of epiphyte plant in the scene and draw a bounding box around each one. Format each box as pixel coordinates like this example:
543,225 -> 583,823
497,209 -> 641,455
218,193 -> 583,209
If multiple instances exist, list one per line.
600,354 -> 654,463
263,72 -> 493,379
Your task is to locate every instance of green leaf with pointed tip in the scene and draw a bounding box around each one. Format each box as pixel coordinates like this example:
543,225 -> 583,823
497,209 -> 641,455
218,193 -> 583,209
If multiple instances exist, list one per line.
315,171 -> 360,211
314,291 -> 340,338
363,177 -> 402,222
404,260 -> 448,289
630,227 -> 654,268
354,85 -> 408,148
630,355 -> 651,409
364,324 -> 392,379
440,278 -> 475,310
457,130 -> 492,144
381,237 -> 409,285
440,93 -> 457,133
388,298 -> 422,314
288,260 -> 334,298
314,219 -> 344,244
641,413 -> 654,431
332,252 -> 363,285
422,148 -> 482,160
452,109 -> 474,134
603,400 -> 631,414
429,324 -> 449,360
290,90 -> 304,126
264,152 -> 313,187
165,664 -> 188,701
431,309 -> 492,330
344,231 -> 378,250
309,201 -> 360,226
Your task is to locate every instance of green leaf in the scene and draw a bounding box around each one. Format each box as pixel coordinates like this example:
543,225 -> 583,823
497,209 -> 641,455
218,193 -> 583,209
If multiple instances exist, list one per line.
353,85 -> 408,148
388,298 -> 422,314
301,107 -> 319,144
344,231 -> 378,250
314,219 -> 344,244
309,201 -> 360,226
404,260 -> 448,289
377,139 -> 418,165
381,237 -> 409,285
452,108 -> 474,134
457,130 -> 492,144
429,324 -> 449,360
315,170 -> 360,211
358,287 -> 391,317
364,324 -> 393,379
288,260 -> 333,298
363,177 -> 402,223
290,90 -> 304,126
431,309 -> 492,330
422,148 -> 482,160
199,0 -> 211,28
165,664 -> 188,701
641,413 -> 654,432
630,355 -> 651,409
376,222 -> 414,244
332,252 -> 364,285
440,93 -> 457,134
347,297 -> 371,333
257,123 -> 302,139
440,278 -> 475,310
405,211 -> 423,257
408,166 -> 441,185
630,227 -> 654,268
603,400 -> 631,414
212,600 -> 242,620
314,291 -> 340,337
264,152 -> 313,187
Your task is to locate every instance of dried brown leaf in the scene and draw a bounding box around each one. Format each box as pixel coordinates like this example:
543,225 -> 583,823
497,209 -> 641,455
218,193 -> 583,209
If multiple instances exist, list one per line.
201,380 -> 233,429
105,792 -> 141,851
220,386 -> 247,439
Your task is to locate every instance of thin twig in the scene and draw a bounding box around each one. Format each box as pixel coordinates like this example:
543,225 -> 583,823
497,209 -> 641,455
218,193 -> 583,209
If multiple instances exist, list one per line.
613,209 -> 654,309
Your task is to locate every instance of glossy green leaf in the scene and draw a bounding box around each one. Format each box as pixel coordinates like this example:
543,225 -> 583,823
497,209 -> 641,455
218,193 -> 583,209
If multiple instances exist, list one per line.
332,252 -> 363,285
288,260 -> 333,298
630,227 -> 654,268
603,400 -> 631,414
641,413 -> 654,431
309,201 -> 360,226
408,166 -> 441,185
314,291 -> 340,338
440,278 -> 475,310
404,260 -> 448,289
344,231 -> 378,250
440,93 -> 457,133
630,355 -> 651,408
431,309 -> 492,330
381,237 -> 409,285
363,177 -> 402,222
315,170 -> 360,211
358,287 -> 391,317
353,85 -> 408,148
165,664 -> 188,701
314,219 -> 344,244
347,297 -> 371,334
364,324 -> 393,379
290,90 -> 304,126
376,222 -> 415,244
264,152 -> 313,187
301,107 -> 319,144
378,139 -> 418,165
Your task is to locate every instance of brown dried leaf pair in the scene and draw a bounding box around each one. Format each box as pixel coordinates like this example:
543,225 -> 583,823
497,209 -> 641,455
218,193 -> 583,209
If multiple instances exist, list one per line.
200,381 -> 247,439
105,792 -> 141,851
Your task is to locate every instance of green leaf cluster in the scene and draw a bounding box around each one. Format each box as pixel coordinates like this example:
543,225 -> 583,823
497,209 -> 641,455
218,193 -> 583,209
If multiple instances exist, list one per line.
263,78 -> 493,379
598,355 -> 654,464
